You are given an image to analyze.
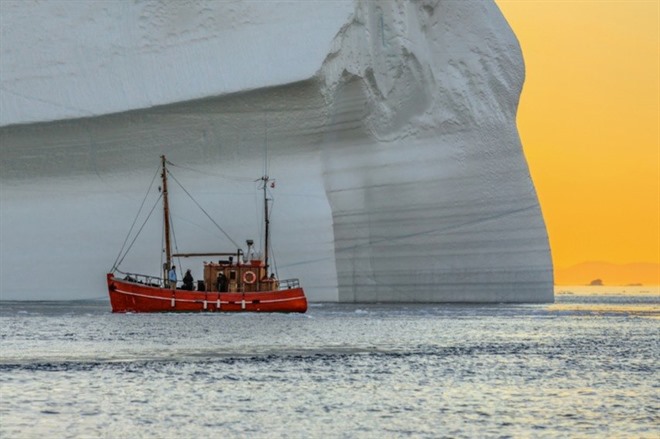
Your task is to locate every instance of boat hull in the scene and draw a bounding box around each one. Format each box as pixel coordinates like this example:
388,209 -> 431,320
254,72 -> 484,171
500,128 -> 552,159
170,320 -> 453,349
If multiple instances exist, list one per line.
106,273 -> 307,313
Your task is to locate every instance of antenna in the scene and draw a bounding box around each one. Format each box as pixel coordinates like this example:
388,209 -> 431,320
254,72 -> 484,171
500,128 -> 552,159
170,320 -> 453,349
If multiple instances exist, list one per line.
263,111 -> 268,177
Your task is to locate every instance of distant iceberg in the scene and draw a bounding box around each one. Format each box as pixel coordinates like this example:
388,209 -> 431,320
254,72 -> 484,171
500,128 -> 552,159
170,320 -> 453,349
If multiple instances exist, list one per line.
0,0 -> 553,302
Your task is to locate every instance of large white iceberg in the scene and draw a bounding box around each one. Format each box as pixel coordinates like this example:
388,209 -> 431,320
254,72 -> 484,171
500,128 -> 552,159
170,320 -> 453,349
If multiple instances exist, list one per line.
0,0 -> 553,302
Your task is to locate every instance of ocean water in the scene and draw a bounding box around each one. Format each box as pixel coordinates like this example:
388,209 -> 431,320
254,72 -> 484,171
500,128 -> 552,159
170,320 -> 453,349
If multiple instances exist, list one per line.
1,294 -> 658,438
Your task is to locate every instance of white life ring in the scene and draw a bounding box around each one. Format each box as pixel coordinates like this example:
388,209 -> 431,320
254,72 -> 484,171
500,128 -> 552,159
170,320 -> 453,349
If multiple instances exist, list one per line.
243,271 -> 257,284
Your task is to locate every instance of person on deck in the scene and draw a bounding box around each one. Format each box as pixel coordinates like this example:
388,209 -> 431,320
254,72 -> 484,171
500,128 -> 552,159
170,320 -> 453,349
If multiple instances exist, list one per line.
168,265 -> 177,289
183,269 -> 194,290
216,272 -> 228,292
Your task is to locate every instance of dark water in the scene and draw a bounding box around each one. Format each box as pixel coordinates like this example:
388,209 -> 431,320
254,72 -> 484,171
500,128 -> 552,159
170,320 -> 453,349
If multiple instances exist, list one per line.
1,295 -> 658,438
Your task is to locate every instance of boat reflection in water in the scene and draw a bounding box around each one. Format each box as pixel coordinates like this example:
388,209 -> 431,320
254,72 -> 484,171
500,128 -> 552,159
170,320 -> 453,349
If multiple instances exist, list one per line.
106,156 -> 307,313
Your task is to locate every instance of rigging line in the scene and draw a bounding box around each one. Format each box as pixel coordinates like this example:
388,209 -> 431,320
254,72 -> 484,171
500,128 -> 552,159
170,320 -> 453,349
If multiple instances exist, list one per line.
283,255 -> 335,268
166,170 -> 242,249
115,193 -> 163,269
111,164 -> 161,271
165,160 -> 254,182
270,239 -> 279,278
169,209 -> 182,274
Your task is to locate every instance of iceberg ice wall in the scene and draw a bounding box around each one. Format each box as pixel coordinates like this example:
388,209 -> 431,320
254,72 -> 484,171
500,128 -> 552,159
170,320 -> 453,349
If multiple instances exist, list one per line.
0,0 -> 553,302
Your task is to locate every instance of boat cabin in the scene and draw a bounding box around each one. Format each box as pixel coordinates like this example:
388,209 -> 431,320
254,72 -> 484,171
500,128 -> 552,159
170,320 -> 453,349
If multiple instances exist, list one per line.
203,258 -> 278,293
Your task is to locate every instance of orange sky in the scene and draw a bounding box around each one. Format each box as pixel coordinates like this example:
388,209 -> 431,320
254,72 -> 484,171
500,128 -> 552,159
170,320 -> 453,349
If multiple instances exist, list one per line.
496,0 -> 660,271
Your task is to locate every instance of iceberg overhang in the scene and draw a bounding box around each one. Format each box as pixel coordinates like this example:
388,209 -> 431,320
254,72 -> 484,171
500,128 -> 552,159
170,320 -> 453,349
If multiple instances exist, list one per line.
0,0 -> 553,302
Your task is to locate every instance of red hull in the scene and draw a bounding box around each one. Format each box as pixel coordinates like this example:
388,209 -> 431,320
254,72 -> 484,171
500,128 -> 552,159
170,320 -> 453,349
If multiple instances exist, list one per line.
107,273 -> 307,313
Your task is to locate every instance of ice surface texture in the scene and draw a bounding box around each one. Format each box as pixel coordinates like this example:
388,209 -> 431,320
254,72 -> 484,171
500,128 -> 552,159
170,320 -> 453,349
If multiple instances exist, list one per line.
0,0 -> 552,302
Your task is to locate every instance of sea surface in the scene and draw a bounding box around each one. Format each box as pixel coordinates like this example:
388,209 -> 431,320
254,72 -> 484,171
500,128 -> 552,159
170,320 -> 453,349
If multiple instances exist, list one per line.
1,293 -> 658,438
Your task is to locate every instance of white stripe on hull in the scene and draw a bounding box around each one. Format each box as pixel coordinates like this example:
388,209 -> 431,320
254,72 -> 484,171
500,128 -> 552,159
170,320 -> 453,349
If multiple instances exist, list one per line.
112,288 -> 305,305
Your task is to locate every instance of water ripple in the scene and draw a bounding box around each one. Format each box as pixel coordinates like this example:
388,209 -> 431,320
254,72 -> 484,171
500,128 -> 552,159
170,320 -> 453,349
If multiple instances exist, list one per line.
0,296 -> 658,438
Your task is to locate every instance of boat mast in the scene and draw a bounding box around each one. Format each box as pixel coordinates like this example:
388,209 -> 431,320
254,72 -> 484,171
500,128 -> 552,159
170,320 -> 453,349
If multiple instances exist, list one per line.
262,175 -> 270,275
161,155 -> 173,276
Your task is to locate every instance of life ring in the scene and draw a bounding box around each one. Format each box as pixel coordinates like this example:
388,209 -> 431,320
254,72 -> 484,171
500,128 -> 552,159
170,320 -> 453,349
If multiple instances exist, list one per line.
242,271 -> 257,284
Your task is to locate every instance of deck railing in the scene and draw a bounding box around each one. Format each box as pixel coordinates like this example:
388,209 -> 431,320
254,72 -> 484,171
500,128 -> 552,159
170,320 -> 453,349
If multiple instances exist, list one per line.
119,272 -> 165,288
117,271 -> 300,291
279,278 -> 300,290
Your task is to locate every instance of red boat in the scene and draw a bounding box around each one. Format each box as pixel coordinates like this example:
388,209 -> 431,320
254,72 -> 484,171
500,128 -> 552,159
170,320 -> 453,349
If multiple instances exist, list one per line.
106,156 -> 307,313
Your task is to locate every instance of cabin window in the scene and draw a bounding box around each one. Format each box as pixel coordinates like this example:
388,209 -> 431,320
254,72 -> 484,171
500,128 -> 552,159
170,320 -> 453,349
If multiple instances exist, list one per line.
230,271 -> 237,280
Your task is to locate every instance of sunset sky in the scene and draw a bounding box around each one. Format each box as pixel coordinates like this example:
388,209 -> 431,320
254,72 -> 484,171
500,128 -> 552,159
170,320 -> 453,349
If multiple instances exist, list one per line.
496,1 -> 659,279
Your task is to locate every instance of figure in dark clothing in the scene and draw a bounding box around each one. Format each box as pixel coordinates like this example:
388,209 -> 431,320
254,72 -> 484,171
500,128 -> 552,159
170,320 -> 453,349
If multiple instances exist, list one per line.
216,272 -> 228,292
183,269 -> 194,291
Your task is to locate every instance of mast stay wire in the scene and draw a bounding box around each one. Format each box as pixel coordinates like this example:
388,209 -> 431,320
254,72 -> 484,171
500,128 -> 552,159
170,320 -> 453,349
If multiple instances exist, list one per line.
166,168 -> 242,250
169,209 -> 182,276
166,160 -> 254,183
111,164 -> 161,271
113,193 -> 163,271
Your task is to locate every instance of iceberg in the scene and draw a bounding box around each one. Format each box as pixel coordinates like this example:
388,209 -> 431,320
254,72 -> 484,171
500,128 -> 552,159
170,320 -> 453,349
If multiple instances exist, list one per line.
0,0 -> 553,302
